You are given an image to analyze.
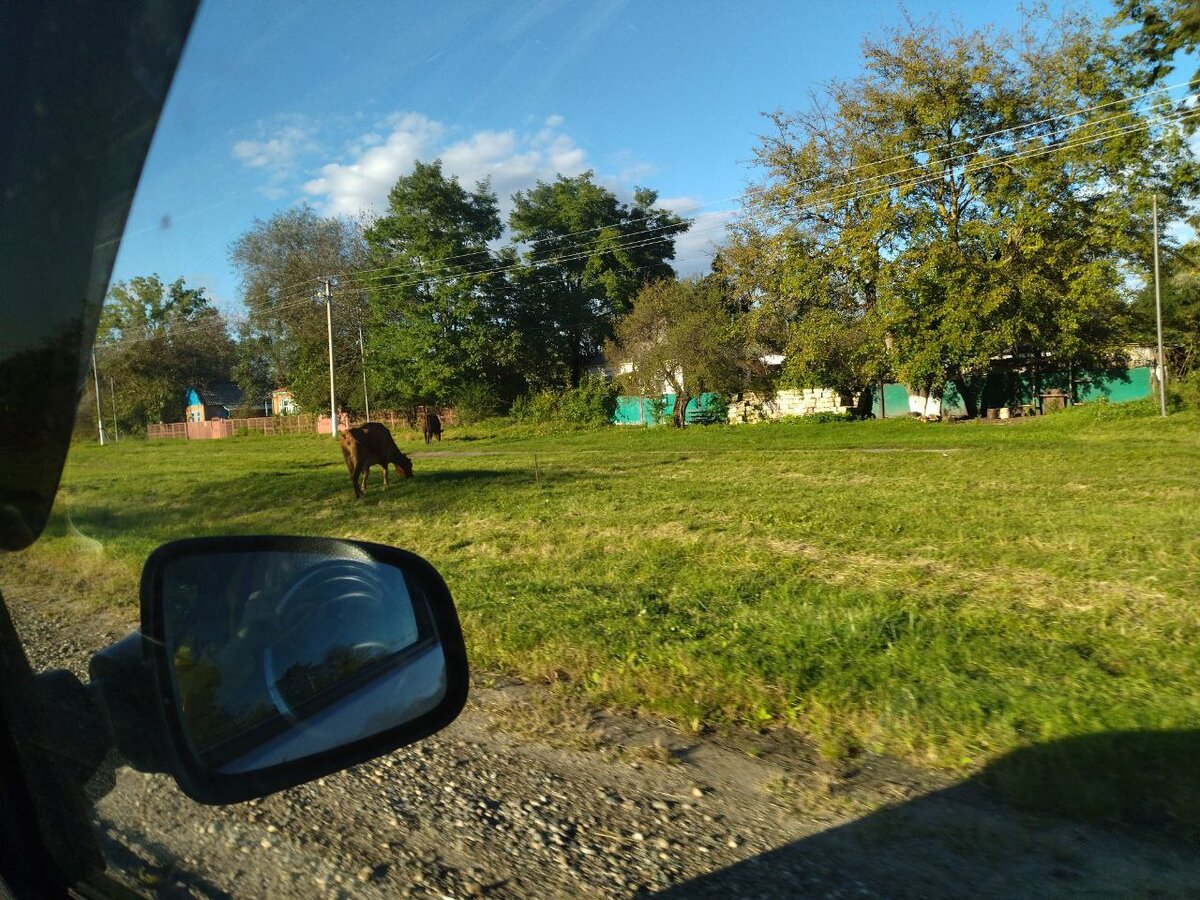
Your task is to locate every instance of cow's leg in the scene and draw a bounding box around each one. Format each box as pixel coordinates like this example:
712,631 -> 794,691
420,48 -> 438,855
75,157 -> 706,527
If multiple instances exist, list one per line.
353,461 -> 368,498
382,464 -> 390,489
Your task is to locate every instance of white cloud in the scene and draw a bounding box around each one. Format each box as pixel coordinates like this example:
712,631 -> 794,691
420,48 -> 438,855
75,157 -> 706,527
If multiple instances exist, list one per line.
672,210 -> 734,276
654,197 -> 732,276
302,113 -> 446,217
231,115 -> 323,197
302,112 -> 589,218
237,109 -> 731,274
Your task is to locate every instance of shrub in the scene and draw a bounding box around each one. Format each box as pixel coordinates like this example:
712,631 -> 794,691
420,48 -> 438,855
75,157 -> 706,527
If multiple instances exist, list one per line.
803,411 -> 856,424
510,377 -> 619,429
451,383 -> 501,426
1168,369 -> 1200,411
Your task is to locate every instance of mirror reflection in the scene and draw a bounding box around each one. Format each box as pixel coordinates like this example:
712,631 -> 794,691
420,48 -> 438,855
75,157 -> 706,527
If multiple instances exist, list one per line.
161,547 -> 447,774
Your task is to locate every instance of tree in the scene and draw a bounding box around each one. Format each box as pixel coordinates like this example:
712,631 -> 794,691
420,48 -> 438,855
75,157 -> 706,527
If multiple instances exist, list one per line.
509,172 -> 688,387
728,9 -> 1197,416
230,207 -> 368,415
608,278 -> 746,426
94,275 -> 235,429
1130,221 -> 1200,374
363,160 -> 512,413
1120,0 -> 1200,90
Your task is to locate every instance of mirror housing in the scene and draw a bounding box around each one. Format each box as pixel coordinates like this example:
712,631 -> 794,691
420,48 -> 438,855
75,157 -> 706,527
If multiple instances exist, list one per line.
95,536 -> 468,804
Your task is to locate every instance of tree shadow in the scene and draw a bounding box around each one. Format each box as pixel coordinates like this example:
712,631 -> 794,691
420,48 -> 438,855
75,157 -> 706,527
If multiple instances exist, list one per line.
655,730 -> 1200,899
50,463 -> 588,545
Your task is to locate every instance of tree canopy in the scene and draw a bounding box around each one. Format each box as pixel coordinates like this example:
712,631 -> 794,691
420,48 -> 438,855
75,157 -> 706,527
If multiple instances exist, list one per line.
608,277 -> 746,426
1120,0 -> 1200,89
229,207 -> 368,414
363,160 -> 511,413
95,275 -> 235,429
509,172 -> 688,387
725,8 -> 1198,414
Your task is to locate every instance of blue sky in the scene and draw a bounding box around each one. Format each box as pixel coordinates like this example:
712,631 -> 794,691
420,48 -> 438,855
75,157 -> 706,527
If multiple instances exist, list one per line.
112,0 -> 1120,317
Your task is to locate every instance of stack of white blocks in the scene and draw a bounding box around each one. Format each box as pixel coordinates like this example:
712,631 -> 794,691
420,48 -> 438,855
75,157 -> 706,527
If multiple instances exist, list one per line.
727,388 -> 855,424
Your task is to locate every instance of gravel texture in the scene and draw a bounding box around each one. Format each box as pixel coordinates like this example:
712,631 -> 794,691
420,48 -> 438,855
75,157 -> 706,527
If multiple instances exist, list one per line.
5,587 -> 1199,899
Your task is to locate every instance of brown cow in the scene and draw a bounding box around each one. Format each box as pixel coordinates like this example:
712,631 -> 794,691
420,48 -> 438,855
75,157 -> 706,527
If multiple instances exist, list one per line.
339,422 -> 413,498
423,410 -> 442,444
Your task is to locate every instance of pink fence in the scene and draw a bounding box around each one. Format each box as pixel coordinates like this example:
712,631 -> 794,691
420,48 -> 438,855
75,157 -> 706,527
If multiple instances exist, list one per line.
148,414 -> 318,440
146,409 -> 437,440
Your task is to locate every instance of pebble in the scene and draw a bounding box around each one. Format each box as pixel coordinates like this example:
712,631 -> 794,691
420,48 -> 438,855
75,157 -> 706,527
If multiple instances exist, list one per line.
8,600 -> 873,900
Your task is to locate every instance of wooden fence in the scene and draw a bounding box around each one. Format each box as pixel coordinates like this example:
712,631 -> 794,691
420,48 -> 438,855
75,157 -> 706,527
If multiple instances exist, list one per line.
148,414 -> 321,440
146,409 -> 450,440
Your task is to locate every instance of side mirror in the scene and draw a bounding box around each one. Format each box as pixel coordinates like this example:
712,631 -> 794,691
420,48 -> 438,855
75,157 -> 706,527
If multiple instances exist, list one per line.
125,536 -> 467,804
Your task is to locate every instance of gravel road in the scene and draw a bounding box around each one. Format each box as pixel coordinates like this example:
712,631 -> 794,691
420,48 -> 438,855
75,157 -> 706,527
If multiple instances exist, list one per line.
4,586 -> 1199,899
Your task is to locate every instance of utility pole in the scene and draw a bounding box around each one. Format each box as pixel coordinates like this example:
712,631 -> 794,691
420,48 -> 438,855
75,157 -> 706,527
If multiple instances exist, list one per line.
324,279 -> 338,437
359,324 -> 370,422
1153,194 -> 1168,417
109,375 -> 119,442
91,350 -> 106,445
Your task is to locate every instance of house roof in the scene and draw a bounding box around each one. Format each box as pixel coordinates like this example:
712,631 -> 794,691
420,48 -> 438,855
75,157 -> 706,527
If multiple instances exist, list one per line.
192,382 -> 245,407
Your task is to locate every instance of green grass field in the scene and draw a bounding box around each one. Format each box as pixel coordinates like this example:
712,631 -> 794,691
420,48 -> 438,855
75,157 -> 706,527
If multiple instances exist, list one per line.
6,402 -> 1200,825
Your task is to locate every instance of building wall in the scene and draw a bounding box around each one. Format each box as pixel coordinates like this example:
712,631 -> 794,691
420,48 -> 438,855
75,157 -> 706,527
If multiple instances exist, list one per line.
271,390 -> 298,415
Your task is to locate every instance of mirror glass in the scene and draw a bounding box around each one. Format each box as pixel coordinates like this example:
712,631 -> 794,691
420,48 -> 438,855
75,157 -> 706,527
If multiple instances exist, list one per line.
160,546 -> 447,774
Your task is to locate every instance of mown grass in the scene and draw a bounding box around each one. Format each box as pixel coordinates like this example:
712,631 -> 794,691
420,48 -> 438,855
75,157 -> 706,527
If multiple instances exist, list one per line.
4,401 -> 1199,831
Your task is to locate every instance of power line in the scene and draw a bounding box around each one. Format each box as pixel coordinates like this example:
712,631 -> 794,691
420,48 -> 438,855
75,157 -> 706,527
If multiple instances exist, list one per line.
767,78 -> 1194,195
758,95 -> 1193,212
93,98 -> 1195,358
168,104 -> 1200,331
306,78 -> 1196,288
321,105 -> 1196,300
319,101 -> 1195,298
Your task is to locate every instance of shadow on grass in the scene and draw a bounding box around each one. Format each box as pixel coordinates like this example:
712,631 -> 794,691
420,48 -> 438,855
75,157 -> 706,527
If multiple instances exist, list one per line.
52,464 -> 583,544
657,730 -> 1200,899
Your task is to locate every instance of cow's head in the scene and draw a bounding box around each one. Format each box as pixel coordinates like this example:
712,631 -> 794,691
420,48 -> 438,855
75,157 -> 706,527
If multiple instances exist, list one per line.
394,451 -> 414,479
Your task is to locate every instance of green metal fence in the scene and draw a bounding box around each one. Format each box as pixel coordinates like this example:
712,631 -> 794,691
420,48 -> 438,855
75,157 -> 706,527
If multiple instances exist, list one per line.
613,393 -> 724,425
871,366 -> 1153,418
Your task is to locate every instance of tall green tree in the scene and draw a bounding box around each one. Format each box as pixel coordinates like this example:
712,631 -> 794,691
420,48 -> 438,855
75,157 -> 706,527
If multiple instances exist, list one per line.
608,277 -> 746,426
728,9 -> 1197,415
363,160 -> 512,412
509,172 -> 688,387
94,275 -> 235,429
1130,220 -> 1200,373
229,207 -> 368,415
1120,0 -> 1200,89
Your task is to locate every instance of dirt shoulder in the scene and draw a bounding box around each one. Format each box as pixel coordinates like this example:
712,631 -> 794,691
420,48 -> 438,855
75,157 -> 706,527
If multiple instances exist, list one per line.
2,583 -> 1197,899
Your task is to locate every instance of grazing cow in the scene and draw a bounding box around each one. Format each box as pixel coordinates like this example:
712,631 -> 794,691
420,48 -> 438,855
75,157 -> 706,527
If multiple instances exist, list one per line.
423,410 -> 442,444
339,422 -> 413,498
